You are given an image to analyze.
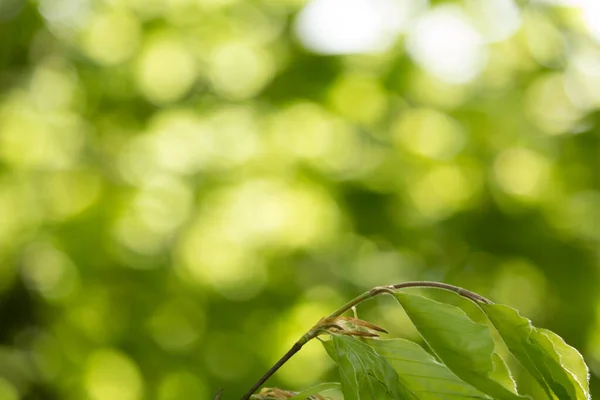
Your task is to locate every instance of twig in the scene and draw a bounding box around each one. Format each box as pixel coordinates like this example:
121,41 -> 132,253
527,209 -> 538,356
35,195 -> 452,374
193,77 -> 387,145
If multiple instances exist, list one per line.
239,281 -> 491,400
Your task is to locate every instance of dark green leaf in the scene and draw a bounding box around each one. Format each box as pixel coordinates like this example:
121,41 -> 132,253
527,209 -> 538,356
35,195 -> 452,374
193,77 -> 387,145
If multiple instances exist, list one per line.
394,292 -> 527,400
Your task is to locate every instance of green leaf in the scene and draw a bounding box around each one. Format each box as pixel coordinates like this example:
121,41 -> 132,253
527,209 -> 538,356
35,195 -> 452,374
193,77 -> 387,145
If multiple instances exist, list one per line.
393,292 -> 527,400
367,338 -> 492,399
322,334 -> 415,400
288,382 -> 341,400
480,303 -> 590,400
539,328 -> 590,397
490,353 -> 519,394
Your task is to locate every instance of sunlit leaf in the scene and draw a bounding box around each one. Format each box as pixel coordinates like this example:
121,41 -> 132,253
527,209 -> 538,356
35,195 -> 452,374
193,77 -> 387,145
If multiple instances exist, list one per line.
480,303 -> 590,400
367,338 -> 492,399
288,382 -> 340,399
322,334 -> 414,400
393,292 -> 528,400
540,328 -> 590,397
490,353 -> 519,394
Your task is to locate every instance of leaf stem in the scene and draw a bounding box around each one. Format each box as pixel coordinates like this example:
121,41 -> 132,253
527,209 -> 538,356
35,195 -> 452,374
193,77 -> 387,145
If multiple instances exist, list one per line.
239,280 -> 491,400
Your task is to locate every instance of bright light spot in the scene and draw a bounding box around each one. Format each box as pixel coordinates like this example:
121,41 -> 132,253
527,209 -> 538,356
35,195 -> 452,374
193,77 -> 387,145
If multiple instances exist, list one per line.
408,5 -> 487,84
392,108 -> 465,160
564,43 -> 600,110
205,106 -> 261,168
115,213 -> 168,256
177,232 -> 267,300
21,242 -> 79,301
494,148 -> 550,199
42,169 -> 102,221
157,372 -> 208,400
118,135 -> 163,186
295,0 -> 422,54
479,40 -> 525,92
148,300 -> 204,352
582,1 -> 600,42
465,0 -> 521,43
408,165 -> 478,221
132,175 -> 193,234
525,74 -> 582,135
28,59 -> 78,112
0,377 -> 18,400
118,108 -> 242,185
197,0 -> 240,9
529,0 -> 586,5
85,349 -> 143,400
328,75 -> 388,124
114,175 -> 192,255
81,9 -> 140,66
523,11 -> 565,68
176,180 -> 339,298
406,69 -> 471,109
492,259 -> 547,317
127,0 -> 167,19
268,102 -> 365,175
38,0 -> 91,29
221,4 -> 285,46
199,180 -> 339,249
147,109 -> 214,174
268,102 -> 337,160
136,35 -> 197,104
208,41 -> 275,100
0,94 -> 84,169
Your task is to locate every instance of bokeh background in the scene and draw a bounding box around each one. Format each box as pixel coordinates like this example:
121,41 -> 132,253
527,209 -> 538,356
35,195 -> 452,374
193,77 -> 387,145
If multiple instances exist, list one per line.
0,0 -> 599,398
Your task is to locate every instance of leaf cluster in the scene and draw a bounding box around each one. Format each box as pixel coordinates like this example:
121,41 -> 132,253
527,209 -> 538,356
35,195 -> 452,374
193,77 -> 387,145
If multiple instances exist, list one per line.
255,290 -> 590,400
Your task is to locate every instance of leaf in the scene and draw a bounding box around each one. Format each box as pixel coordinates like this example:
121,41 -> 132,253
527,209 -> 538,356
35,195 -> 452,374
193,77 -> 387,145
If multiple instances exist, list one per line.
393,292 -> 528,400
490,353 -> 519,394
322,334 -> 415,400
288,382 -> 341,399
480,303 -> 590,400
367,338 -> 492,399
539,328 -> 590,396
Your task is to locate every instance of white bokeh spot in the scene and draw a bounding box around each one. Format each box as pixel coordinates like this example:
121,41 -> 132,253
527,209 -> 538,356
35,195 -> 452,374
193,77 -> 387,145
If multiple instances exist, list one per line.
581,1 -> 600,42
407,5 -> 487,84
294,0 -> 425,54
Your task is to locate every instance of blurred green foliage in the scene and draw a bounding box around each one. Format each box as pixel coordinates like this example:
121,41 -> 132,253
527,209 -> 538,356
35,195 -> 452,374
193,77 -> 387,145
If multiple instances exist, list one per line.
0,0 -> 599,399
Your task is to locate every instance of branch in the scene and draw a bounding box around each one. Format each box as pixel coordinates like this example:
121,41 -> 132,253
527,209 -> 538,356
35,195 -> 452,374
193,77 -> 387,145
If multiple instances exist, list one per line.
239,281 -> 491,400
